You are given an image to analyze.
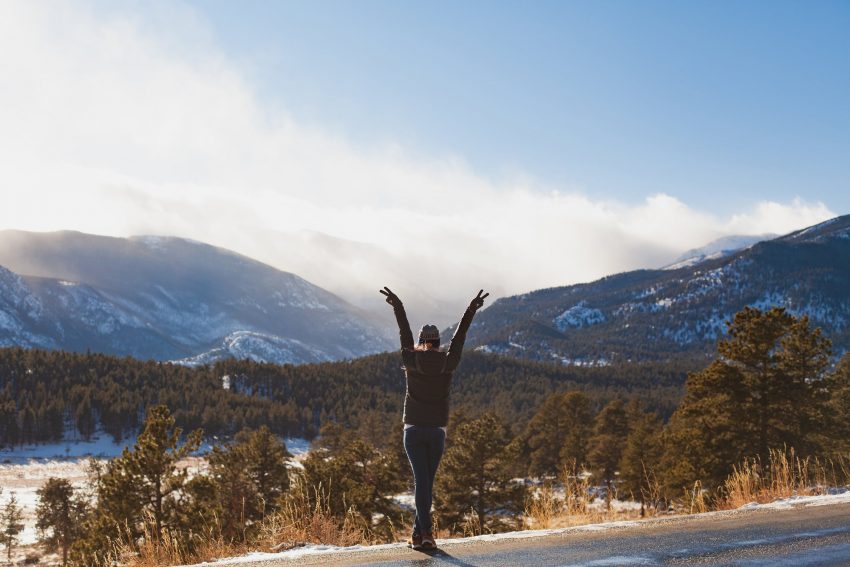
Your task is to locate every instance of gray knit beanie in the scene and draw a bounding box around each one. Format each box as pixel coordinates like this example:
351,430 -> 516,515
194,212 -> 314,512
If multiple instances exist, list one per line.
418,324 -> 441,346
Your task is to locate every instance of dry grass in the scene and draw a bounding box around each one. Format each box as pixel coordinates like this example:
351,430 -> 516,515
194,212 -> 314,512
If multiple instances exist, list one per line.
721,448 -> 850,509
524,464 -> 651,530
256,479 -> 373,550
112,449 -> 850,566
115,512 -> 246,567
685,480 -> 707,514
119,479 -> 379,567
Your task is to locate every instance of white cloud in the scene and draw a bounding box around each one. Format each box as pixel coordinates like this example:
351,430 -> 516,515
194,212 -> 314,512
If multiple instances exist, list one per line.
0,1 -> 836,326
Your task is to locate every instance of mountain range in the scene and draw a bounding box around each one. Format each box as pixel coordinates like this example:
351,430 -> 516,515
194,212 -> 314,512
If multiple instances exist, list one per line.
1,216 -> 848,367
466,215 -> 850,364
0,230 -> 394,364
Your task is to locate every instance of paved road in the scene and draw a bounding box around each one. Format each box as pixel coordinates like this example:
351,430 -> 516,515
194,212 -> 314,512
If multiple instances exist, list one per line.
216,502 -> 850,566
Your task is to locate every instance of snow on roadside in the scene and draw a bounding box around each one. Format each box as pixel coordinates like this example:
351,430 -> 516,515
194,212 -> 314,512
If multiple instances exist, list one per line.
188,520 -> 643,565
737,489 -> 850,511
190,490 -> 850,566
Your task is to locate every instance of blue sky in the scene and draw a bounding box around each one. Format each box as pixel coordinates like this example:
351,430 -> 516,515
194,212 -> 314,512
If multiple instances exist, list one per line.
187,0 -> 850,214
0,0 -> 845,323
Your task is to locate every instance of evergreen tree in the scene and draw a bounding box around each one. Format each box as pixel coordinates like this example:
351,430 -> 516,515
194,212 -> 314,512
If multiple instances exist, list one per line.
207,426 -> 292,540
1,491 -> 24,564
435,413 -> 526,534
662,307 -> 831,492
618,402 -> 663,510
524,390 -> 593,476
825,353 -> 850,451
588,400 -> 629,506
301,425 -> 405,537
238,426 -> 292,510
36,478 -> 88,566
75,393 -> 95,441
77,405 -> 202,563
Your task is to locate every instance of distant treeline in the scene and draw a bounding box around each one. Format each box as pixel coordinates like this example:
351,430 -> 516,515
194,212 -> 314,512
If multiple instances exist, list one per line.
0,345 -> 696,449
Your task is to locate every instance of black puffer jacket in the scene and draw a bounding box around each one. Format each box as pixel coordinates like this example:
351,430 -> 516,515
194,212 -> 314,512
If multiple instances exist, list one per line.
393,304 -> 476,427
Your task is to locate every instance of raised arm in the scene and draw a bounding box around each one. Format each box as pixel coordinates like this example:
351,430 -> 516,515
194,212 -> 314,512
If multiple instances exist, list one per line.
446,289 -> 489,370
380,286 -> 414,350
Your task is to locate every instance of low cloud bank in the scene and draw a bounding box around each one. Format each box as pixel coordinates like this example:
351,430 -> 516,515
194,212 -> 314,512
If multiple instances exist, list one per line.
0,1 -> 835,325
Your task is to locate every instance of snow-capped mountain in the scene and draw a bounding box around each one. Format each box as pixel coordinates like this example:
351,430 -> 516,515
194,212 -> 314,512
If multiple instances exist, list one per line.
0,230 -> 394,364
468,215 -> 850,364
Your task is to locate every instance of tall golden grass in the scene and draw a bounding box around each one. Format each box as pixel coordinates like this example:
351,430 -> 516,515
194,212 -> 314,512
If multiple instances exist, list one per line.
721,448 -> 850,509
112,449 -> 850,566
118,478 -> 385,567
523,462 -> 652,530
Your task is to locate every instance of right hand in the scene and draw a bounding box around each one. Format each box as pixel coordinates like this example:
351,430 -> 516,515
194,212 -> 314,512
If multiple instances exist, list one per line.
379,286 -> 402,308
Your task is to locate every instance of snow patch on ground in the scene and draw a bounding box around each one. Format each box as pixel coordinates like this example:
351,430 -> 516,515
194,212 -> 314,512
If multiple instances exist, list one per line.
557,557 -> 656,566
191,520 -> 642,565
0,434 -> 131,463
554,302 -> 605,331
737,489 -> 850,511
192,490 -> 850,566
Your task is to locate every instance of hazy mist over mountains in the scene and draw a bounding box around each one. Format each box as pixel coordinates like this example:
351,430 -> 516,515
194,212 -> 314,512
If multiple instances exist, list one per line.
1,216 -> 848,367
466,215 -> 850,365
0,230 -> 394,364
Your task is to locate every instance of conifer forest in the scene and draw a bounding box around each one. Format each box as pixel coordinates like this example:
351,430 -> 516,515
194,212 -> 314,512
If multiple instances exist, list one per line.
3,307 -> 850,565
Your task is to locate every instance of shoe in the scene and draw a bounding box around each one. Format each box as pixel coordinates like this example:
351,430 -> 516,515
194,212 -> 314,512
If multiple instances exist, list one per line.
407,533 -> 423,549
421,532 -> 437,549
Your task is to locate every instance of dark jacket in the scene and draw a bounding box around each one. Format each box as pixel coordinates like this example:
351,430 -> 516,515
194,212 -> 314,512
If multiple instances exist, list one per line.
393,304 -> 476,427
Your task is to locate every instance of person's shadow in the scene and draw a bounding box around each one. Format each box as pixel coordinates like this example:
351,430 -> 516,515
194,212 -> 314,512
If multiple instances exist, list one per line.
409,548 -> 479,566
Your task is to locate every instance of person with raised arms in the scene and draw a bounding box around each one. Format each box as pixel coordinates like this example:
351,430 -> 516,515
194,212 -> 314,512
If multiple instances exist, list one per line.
379,287 -> 489,550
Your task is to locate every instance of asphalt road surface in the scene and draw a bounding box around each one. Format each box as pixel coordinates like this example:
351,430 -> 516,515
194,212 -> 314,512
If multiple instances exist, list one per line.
212,502 -> 850,566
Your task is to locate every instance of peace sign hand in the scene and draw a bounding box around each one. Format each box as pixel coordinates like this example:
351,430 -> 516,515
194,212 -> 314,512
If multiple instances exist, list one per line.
469,289 -> 490,311
379,286 -> 403,308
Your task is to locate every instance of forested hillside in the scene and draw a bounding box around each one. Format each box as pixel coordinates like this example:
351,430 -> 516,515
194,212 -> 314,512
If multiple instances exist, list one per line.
467,215 -> 850,364
0,346 -> 694,449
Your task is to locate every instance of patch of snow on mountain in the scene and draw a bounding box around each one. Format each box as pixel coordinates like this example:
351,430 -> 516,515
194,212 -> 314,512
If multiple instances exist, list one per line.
551,352 -> 611,367
175,331 -> 334,366
57,285 -> 145,334
273,288 -> 330,311
137,235 -> 167,250
636,285 -> 662,299
785,217 -> 839,240
665,234 -> 774,270
750,291 -> 790,311
554,302 -> 605,331
664,256 -> 704,270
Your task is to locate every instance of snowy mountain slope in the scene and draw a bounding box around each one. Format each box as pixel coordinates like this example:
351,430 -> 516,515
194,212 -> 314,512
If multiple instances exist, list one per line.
467,215 -> 850,364
0,231 -> 394,363
664,233 -> 775,270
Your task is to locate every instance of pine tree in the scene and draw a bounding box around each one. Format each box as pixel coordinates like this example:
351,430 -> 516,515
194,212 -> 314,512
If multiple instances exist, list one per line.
618,403 -> 663,511
207,426 -> 292,540
661,307 -> 831,492
75,393 -> 95,441
81,405 -> 202,560
301,427 -> 405,537
435,413 -> 526,534
36,478 -> 88,566
588,400 -> 629,508
825,353 -> 850,451
237,426 -> 291,512
524,391 -> 593,476
1,491 -> 24,564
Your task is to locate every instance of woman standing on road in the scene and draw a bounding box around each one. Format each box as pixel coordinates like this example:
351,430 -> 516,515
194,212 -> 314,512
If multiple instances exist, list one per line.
379,287 -> 489,551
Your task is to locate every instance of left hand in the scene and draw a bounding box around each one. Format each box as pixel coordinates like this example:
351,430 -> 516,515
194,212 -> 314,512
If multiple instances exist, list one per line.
469,289 -> 490,311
